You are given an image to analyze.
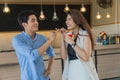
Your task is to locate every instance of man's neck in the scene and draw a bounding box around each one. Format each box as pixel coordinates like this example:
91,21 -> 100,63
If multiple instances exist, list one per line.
25,30 -> 36,40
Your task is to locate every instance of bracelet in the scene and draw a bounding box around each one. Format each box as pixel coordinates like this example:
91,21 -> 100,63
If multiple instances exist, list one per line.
71,43 -> 76,48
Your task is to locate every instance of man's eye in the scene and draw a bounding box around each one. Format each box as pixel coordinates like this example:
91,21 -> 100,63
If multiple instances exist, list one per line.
31,20 -> 35,22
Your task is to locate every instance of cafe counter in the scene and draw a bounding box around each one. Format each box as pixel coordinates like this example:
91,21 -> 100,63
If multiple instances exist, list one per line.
94,44 -> 120,79
0,48 -> 62,80
0,45 -> 120,80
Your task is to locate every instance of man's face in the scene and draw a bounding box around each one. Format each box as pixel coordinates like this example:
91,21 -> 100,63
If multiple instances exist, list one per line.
23,14 -> 39,33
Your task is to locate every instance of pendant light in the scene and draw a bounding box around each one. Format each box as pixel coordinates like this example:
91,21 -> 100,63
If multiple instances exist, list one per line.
80,3 -> 86,12
39,0 -> 45,21
106,0 -> 111,18
52,0 -> 59,21
3,3 -> 10,13
106,11 -> 111,18
80,0 -> 86,12
64,0 -> 70,13
96,11 -> 102,19
96,0 -> 102,19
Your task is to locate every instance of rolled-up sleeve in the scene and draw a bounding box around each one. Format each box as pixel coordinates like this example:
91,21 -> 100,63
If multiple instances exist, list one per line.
41,36 -> 56,58
46,45 -> 56,58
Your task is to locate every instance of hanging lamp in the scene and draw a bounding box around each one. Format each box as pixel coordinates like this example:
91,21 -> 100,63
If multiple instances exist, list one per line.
52,0 -> 59,21
3,3 -> 10,13
39,0 -> 45,21
64,0 -> 70,13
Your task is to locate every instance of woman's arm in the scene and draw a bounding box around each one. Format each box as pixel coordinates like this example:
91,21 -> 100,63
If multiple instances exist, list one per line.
59,28 -> 67,61
74,36 -> 92,61
64,33 -> 92,61
60,35 -> 67,60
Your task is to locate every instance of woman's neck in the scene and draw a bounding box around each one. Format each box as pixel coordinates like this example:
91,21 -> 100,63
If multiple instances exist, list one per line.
73,26 -> 79,36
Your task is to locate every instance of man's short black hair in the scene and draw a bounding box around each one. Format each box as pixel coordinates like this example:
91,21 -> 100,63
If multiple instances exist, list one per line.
17,10 -> 38,30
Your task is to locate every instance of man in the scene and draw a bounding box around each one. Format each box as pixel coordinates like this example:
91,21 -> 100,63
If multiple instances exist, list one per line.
12,10 -> 57,80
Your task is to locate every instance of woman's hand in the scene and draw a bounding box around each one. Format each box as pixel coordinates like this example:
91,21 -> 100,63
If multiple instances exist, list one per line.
59,28 -> 66,39
64,34 -> 75,45
57,28 -> 75,44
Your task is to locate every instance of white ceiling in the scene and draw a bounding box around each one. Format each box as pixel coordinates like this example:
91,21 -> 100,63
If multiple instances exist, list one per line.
0,0 -> 91,4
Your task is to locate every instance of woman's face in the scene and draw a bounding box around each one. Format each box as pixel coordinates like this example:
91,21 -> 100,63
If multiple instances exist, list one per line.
66,14 -> 78,30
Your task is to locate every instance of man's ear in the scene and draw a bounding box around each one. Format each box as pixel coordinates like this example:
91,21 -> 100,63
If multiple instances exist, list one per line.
22,22 -> 27,28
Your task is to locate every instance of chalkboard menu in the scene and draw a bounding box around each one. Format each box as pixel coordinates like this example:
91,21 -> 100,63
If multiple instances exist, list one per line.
0,4 -> 90,31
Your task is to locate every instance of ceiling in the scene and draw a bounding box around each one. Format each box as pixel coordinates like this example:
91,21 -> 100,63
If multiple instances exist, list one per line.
0,0 -> 91,4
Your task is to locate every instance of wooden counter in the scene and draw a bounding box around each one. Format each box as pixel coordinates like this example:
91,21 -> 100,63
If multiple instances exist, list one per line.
94,44 -> 120,79
0,48 -> 60,66
95,44 -> 120,50
0,45 -> 120,80
1,44 -> 120,65
0,48 -> 61,80
0,52 -> 18,66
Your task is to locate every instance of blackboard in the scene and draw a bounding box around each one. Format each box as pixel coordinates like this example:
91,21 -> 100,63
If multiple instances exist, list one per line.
0,4 -> 90,31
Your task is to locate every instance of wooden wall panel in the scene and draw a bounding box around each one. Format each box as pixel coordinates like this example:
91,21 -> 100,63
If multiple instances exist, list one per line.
97,53 -> 120,79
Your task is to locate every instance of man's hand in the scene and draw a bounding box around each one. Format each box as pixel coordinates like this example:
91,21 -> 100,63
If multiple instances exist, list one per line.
44,69 -> 51,77
48,30 -> 57,42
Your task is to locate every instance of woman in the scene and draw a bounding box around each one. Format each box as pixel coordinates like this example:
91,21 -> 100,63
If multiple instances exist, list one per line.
59,9 -> 99,80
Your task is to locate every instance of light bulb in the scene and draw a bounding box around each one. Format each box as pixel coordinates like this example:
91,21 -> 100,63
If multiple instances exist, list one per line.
39,11 -> 45,21
80,4 -> 86,12
64,4 -> 70,12
106,12 -> 111,18
3,3 -> 10,13
96,12 -> 102,19
52,12 -> 59,21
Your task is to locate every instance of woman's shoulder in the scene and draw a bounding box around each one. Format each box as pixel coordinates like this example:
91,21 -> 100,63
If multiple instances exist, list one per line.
79,29 -> 88,36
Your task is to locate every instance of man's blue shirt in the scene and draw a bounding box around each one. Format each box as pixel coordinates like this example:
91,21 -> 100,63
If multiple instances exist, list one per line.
12,31 -> 55,80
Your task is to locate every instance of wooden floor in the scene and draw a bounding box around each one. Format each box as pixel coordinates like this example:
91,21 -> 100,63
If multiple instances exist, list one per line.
102,77 -> 120,80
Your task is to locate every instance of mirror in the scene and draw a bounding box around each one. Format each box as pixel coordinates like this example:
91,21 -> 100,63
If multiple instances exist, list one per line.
97,0 -> 112,9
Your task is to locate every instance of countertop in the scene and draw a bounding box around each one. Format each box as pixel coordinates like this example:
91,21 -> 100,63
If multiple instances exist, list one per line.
0,45 -> 120,65
94,44 -> 120,50
0,48 -> 61,66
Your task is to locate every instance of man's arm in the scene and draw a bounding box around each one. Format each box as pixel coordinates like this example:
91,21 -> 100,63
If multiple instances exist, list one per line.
44,57 -> 54,77
37,40 -> 52,55
38,31 -> 57,55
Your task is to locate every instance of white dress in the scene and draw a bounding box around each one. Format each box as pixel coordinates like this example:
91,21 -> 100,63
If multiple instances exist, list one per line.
62,30 -> 99,80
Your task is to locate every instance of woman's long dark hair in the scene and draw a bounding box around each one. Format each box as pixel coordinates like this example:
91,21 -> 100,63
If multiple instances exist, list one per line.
67,9 -> 94,50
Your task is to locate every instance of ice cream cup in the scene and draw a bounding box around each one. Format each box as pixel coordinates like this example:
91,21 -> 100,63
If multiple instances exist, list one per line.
67,32 -> 73,37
